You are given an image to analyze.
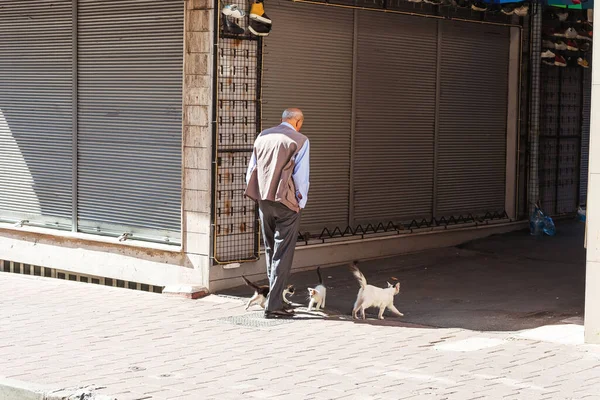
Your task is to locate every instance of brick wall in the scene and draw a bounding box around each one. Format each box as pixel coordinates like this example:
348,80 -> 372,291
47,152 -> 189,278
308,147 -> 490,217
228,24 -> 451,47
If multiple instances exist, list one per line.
182,0 -> 214,281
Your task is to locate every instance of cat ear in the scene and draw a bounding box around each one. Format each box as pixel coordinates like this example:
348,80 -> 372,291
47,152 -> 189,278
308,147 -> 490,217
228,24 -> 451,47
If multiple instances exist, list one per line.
387,281 -> 393,288
395,282 -> 401,291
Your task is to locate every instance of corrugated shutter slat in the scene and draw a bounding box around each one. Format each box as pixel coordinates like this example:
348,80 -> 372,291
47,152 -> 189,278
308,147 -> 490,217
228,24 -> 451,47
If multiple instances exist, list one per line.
77,0 -> 183,240
436,22 -> 509,216
262,0 -> 354,234
0,0 -> 73,227
580,68 -> 591,205
353,12 -> 438,224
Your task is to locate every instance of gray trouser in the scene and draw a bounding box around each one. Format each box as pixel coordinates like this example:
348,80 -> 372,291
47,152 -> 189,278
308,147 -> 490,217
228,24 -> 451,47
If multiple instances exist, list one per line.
258,200 -> 302,312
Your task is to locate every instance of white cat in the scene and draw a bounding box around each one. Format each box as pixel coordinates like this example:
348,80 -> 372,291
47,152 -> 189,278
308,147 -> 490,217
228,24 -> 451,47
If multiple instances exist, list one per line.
307,267 -> 327,311
350,262 -> 403,320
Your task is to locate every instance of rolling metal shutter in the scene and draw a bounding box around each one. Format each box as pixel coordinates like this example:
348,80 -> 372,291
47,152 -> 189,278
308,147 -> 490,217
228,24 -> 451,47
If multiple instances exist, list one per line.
353,12 -> 438,225
77,0 -> 184,242
262,0 -> 354,235
0,0 -> 73,229
436,21 -> 509,217
580,67 -> 591,206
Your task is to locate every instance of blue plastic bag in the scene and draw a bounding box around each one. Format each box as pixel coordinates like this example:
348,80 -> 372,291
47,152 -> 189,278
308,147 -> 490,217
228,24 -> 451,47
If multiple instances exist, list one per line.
530,205 -> 556,237
543,215 -> 556,236
530,207 -> 544,236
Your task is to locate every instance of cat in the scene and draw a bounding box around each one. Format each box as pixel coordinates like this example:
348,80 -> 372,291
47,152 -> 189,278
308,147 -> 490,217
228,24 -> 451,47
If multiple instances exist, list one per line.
283,285 -> 295,305
242,276 -> 295,310
307,267 -> 327,311
242,275 -> 269,310
350,261 -> 404,320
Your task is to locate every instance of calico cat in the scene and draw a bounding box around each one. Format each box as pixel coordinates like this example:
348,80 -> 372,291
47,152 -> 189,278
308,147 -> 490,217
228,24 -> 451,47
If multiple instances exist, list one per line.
350,262 -> 403,320
242,276 -> 295,310
283,285 -> 295,305
307,267 -> 327,311
242,275 -> 269,310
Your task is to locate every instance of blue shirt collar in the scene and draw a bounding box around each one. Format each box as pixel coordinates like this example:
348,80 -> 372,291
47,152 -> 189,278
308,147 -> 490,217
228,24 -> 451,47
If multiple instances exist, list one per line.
281,121 -> 296,131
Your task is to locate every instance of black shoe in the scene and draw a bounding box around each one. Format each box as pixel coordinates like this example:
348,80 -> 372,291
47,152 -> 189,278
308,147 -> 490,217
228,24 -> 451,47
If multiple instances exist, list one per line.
264,309 -> 294,319
222,16 -> 245,35
282,303 -> 295,311
248,20 -> 271,37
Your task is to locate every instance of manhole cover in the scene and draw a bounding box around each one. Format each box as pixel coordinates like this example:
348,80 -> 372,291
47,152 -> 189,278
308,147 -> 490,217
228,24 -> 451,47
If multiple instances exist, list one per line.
217,311 -> 296,328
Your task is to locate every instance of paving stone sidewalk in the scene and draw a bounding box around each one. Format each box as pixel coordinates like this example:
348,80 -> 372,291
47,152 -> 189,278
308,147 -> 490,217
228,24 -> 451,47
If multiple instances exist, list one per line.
1,272 -> 599,400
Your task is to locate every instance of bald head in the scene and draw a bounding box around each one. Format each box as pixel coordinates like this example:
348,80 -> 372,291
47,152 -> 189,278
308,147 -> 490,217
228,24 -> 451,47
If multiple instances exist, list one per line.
281,108 -> 304,131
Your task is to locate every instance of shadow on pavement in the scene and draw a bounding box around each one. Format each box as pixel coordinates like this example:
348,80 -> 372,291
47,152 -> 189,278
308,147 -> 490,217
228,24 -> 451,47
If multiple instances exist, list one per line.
220,219 -> 586,332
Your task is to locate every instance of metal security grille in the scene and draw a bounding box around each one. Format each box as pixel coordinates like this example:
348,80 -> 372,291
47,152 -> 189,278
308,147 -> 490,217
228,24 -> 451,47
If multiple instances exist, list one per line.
77,0 -> 184,243
557,68 -> 582,214
539,66 -> 584,216
536,5 -> 590,216
213,0 -> 261,262
528,1 -> 543,215
539,65 -> 560,214
0,0 -> 73,229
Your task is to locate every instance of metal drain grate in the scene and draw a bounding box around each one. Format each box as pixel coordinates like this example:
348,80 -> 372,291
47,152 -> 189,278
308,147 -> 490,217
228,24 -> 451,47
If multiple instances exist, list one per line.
218,311 -> 297,328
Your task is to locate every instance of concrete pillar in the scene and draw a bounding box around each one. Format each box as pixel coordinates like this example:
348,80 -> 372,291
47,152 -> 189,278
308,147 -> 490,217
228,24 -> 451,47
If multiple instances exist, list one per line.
181,0 -> 214,287
585,2 -> 600,345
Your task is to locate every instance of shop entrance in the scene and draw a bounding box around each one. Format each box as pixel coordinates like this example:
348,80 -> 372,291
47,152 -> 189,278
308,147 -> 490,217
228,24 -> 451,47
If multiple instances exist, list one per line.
262,0 -> 520,238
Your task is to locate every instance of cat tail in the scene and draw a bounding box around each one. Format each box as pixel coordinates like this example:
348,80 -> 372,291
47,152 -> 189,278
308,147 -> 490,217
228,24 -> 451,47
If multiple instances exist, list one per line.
350,262 -> 367,289
242,275 -> 260,291
316,267 -> 323,285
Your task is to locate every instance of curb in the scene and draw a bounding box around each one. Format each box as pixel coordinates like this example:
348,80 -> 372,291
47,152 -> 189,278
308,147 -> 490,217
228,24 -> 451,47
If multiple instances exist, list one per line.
0,377 -> 116,400
162,284 -> 209,299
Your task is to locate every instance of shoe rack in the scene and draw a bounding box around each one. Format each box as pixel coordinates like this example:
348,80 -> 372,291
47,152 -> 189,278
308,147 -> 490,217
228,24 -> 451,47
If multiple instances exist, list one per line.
213,0 -> 263,263
538,6 -> 592,215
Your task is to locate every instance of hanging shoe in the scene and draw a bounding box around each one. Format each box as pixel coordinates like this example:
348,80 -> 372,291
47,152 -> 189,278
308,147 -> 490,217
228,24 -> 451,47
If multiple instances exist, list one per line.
565,27 -> 578,39
249,1 -> 272,25
556,11 -> 569,21
222,16 -> 245,35
566,40 -> 579,51
553,28 -> 566,38
248,20 -> 271,37
222,4 -> 246,19
541,50 -> 556,59
471,1 -> 488,12
542,40 -> 556,49
578,57 -> 590,68
555,55 -> 567,67
542,58 -> 555,66
580,42 -> 591,52
554,41 -> 568,51
577,30 -> 593,41
451,0 -> 469,8
501,4 -> 515,15
514,4 -> 529,17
